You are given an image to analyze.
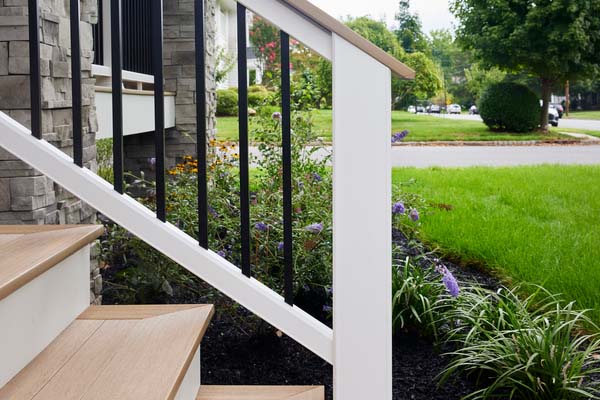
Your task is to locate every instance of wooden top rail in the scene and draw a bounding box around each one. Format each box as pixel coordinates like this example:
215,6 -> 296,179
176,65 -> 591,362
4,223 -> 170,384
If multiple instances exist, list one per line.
282,0 -> 415,79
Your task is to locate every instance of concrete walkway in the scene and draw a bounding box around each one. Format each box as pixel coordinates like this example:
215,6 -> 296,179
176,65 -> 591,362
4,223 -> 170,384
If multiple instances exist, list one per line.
391,145 -> 600,167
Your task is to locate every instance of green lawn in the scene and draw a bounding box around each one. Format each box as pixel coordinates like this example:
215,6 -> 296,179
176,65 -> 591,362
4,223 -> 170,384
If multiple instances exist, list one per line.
566,110 -> 600,120
217,110 -> 574,142
392,165 -> 600,320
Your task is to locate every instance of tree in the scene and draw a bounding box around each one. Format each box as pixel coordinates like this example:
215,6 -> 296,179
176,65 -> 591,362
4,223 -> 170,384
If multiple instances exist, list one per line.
345,17 -> 441,108
465,64 -> 506,102
451,0 -> 600,130
395,52 -> 443,105
395,0 -> 428,53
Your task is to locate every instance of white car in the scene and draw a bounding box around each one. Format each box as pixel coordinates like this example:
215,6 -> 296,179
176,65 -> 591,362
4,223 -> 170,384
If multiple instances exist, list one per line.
448,104 -> 462,114
407,105 -> 416,113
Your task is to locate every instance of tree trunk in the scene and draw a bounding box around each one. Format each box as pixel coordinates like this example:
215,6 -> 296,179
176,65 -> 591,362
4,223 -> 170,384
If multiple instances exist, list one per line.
540,78 -> 552,132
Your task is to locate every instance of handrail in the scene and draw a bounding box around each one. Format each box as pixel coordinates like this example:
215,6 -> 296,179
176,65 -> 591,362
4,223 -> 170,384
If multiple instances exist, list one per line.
282,0 -> 415,79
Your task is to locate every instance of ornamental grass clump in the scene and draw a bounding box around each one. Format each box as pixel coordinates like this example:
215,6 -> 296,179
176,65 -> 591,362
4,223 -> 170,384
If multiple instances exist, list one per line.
392,256 -> 460,340
440,285 -> 600,399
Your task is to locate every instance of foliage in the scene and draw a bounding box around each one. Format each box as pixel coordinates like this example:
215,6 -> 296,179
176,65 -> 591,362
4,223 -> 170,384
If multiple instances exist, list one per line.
291,69 -> 322,110
100,110 -> 334,316
395,52 -> 443,106
215,46 -> 236,85
440,285 -> 600,399
216,89 -> 239,116
345,17 -> 405,60
247,85 -> 275,108
451,0 -> 600,128
465,64 -> 507,102
249,15 -> 281,86
392,257 -> 450,340
394,0 -> 428,53
315,59 -> 333,108
479,82 -> 539,133
96,138 -> 114,184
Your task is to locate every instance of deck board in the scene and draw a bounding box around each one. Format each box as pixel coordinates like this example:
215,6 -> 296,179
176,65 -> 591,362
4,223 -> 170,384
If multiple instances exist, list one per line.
0,305 -> 214,400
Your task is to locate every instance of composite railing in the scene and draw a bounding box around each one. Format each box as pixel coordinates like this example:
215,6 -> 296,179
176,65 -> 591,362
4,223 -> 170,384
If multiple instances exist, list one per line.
11,1 -> 415,399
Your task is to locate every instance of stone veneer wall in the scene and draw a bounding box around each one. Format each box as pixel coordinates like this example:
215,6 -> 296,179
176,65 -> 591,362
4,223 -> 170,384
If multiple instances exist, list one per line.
123,0 -> 217,177
0,0 -> 102,304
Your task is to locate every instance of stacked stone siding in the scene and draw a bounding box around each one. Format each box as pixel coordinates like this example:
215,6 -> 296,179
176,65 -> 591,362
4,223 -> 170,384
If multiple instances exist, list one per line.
0,0 -> 102,303
124,0 -> 217,177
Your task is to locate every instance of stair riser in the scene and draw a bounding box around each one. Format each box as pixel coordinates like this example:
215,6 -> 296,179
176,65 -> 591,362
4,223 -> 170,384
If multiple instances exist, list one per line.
175,347 -> 201,400
0,247 -> 90,387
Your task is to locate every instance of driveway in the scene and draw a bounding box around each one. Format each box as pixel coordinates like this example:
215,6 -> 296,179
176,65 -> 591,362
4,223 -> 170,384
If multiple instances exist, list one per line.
425,113 -> 600,131
391,145 -> 600,167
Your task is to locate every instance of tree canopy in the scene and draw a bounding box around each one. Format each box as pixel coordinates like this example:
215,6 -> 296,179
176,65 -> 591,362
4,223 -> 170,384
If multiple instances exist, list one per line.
451,0 -> 600,128
394,0 -> 428,53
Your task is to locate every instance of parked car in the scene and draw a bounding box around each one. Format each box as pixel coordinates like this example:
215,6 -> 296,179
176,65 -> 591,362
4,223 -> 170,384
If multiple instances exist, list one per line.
548,107 -> 559,127
550,103 -> 564,118
469,105 -> 479,115
427,104 -> 441,113
407,105 -> 416,113
416,106 -> 425,113
448,104 -> 462,114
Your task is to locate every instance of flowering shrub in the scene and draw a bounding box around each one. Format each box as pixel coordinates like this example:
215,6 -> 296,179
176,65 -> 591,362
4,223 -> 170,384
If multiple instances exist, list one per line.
100,110 -> 333,314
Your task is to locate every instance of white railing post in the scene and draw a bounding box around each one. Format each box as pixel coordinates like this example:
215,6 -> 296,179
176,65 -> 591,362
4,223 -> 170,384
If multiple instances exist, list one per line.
332,34 -> 392,400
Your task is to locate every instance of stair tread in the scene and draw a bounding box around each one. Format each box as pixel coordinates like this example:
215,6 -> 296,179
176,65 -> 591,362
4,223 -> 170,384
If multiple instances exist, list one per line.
0,225 -> 104,301
196,386 -> 324,400
0,304 -> 214,400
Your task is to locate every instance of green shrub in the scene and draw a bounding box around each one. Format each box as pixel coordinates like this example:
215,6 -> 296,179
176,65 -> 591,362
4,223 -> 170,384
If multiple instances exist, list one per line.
479,82 -> 539,133
96,138 -> 114,183
440,285 -> 600,399
216,89 -> 238,116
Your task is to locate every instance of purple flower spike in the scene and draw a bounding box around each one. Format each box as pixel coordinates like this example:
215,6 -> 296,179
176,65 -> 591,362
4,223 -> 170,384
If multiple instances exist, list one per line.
217,250 -> 227,258
442,271 -> 460,298
391,130 -> 409,143
277,241 -> 284,251
312,172 -> 322,182
272,112 -> 282,121
305,222 -> 323,234
409,209 -> 420,222
255,222 -> 269,232
392,202 -> 406,215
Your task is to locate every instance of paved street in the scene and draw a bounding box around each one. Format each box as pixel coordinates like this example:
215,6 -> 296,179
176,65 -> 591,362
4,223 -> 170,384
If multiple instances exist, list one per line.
391,145 -> 600,167
426,113 -> 600,131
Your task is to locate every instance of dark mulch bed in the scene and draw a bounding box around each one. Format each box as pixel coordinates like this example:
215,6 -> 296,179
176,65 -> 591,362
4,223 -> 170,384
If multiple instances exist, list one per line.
102,229 -> 501,400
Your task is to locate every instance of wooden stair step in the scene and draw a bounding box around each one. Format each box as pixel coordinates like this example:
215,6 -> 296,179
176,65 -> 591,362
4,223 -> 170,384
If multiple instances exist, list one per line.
0,304 -> 214,400
196,386 -> 324,400
0,225 -> 104,301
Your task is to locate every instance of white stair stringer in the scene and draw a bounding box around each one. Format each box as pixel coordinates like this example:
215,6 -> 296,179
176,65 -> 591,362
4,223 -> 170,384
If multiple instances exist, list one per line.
0,112 -> 333,364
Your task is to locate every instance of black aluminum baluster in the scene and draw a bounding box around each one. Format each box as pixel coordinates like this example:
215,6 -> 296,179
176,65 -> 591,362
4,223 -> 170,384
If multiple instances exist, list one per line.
152,0 -> 166,222
281,31 -> 294,305
28,0 -> 42,139
195,0 -> 209,248
111,0 -> 124,193
237,3 -> 251,277
70,0 -> 83,167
